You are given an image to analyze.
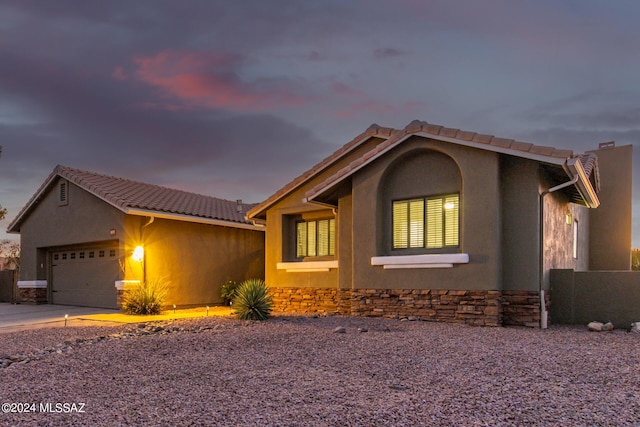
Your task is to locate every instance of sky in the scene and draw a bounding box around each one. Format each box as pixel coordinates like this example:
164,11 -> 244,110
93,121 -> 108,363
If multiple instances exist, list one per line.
0,0 -> 639,247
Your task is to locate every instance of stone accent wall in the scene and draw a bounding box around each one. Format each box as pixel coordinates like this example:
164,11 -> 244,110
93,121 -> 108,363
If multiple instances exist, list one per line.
270,287 -> 351,315
351,289 -> 502,326
502,290 -> 547,328
268,287 -> 554,327
336,289 -> 352,315
19,287 -> 47,304
116,289 -> 126,309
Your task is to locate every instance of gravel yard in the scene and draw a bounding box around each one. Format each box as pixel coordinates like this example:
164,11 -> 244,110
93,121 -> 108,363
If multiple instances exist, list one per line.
1,315 -> 639,426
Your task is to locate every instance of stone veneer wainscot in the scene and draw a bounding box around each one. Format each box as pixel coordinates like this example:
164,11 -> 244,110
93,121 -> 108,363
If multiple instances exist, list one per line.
268,287 -> 547,327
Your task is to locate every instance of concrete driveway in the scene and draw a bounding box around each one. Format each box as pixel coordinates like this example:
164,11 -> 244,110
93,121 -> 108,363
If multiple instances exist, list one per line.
0,303 -> 233,333
0,303 -> 121,333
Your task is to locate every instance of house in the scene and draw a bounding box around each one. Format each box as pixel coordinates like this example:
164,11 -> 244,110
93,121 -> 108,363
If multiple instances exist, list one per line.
7,165 -> 265,309
247,120 -> 633,327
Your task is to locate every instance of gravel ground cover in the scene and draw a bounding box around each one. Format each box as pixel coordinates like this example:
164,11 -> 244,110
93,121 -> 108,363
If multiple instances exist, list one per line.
1,315 -> 639,426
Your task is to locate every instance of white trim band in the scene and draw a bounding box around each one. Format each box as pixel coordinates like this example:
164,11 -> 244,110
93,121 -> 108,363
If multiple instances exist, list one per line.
115,280 -> 141,291
371,253 -> 469,269
277,260 -> 338,273
17,280 -> 47,289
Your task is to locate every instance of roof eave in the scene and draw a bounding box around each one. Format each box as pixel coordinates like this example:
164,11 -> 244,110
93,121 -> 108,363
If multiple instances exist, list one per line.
126,209 -> 265,231
306,131 -> 569,204
246,130 -> 392,220
565,158 -> 600,208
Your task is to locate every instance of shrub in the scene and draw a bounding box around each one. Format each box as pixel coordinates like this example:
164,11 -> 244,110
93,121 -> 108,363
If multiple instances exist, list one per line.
121,278 -> 168,315
232,279 -> 273,321
220,280 -> 239,305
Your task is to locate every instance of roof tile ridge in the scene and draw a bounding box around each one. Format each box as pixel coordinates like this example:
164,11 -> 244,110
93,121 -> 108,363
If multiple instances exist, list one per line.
249,123 -> 399,217
402,121 -> 577,160
305,132 -> 402,199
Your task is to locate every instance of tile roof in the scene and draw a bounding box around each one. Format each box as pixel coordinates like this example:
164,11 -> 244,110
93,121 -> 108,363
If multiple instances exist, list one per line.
8,165 -> 258,232
248,119 -> 597,219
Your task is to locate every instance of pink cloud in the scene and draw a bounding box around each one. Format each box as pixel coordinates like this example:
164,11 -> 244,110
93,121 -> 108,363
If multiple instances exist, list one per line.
112,66 -> 127,81
130,50 -> 306,111
330,82 -> 364,97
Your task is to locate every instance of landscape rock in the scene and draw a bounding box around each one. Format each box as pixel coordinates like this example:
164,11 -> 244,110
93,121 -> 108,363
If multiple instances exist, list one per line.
333,326 -> 346,333
630,322 -> 640,333
587,321 -> 603,332
602,322 -> 614,331
0,316 -> 639,425
357,327 -> 368,333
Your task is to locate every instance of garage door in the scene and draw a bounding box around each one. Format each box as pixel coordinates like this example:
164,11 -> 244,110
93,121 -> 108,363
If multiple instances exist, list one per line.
51,246 -> 120,308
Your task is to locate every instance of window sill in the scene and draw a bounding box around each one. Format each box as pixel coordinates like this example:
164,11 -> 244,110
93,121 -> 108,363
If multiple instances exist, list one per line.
277,260 -> 338,273
115,280 -> 141,291
17,280 -> 47,289
371,253 -> 469,269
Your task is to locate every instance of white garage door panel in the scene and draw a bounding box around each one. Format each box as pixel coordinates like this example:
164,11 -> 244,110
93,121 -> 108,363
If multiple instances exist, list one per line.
51,248 -> 119,309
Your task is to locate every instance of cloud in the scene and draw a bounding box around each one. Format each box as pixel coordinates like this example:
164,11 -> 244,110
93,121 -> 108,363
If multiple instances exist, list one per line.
112,66 -> 127,81
520,92 -> 640,130
373,47 -> 405,60
127,49 -> 308,111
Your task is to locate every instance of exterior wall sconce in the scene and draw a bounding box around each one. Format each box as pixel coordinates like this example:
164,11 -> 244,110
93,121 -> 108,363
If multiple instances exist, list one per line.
566,210 -> 573,225
132,246 -> 144,262
109,229 -> 116,236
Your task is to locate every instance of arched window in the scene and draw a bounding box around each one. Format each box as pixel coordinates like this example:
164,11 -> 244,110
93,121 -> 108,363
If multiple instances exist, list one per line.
380,149 -> 462,254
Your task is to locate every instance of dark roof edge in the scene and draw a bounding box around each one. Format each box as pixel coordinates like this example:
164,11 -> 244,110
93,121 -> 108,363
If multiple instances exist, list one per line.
7,165 -> 260,233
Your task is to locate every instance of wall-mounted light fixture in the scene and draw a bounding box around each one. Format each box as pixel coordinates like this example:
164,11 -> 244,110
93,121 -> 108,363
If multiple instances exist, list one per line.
109,229 -> 116,236
132,246 -> 144,262
566,210 -> 573,225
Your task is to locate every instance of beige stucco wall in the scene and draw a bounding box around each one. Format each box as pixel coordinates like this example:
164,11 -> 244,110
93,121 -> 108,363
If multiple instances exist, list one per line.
349,136 -> 502,291
337,193 -> 353,290
263,133 -> 598,296
263,137 -> 386,289
18,178 -> 126,282
17,177 -> 265,307
124,216 -> 265,307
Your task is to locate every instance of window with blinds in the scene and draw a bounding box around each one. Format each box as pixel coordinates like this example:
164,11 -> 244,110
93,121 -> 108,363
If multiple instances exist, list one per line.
393,194 -> 459,250
297,218 -> 336,258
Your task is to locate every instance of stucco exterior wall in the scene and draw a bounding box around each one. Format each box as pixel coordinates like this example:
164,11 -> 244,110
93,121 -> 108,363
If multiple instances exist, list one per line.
263,137 -> 386,289
350,136 -> 502,291
337,193 -> 353,291
551,269 -> 640,326
499,156 -> 540,291
18,178 -> 126,282
125,217 -> 265,307
587,144 -> 633,270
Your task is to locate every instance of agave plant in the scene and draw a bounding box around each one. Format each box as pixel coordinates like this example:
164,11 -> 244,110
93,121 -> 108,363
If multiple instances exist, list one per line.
121,278 -> 168,315
232,279 -> 273,320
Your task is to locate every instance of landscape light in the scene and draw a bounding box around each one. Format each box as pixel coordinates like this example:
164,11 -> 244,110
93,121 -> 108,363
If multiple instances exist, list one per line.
206,306 -> 209,317
64,314 -> 68,327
